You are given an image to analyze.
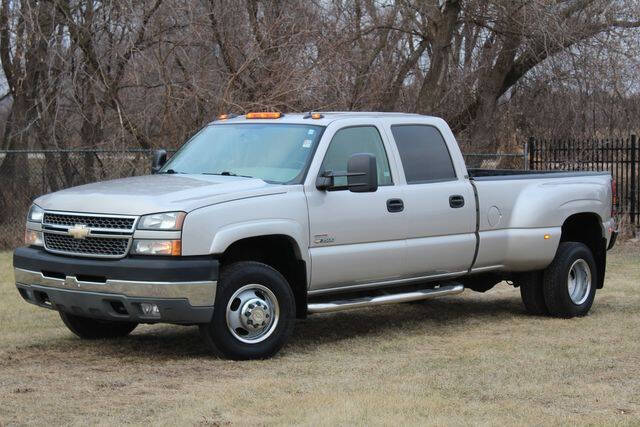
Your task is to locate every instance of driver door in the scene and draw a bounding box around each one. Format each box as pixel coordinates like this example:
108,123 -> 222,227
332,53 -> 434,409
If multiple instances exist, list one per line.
305,123 -> 408,292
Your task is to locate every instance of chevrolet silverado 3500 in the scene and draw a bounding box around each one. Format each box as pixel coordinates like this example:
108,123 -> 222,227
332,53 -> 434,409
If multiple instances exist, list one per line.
14,112 -> 617,359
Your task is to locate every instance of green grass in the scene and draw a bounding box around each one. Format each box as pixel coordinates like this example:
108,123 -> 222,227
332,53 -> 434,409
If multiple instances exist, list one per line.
1,247 -> 639,425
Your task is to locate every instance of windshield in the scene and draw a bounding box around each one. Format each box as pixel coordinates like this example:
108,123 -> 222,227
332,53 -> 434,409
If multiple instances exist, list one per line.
161,123 -> 325,184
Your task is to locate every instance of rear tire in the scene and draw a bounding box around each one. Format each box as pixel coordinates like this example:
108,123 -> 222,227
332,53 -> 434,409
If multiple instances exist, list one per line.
59,312 -> 137,339
199,261 -> 295,360
542,242 -> 597,318
519,271 -> 549,316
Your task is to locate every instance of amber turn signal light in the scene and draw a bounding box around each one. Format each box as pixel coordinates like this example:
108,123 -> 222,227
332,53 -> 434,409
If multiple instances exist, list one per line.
246,112 -> 282,119
303,112 -> 324,119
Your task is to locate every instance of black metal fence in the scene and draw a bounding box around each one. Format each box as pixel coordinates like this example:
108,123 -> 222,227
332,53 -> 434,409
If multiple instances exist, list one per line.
529,135 -> 639,229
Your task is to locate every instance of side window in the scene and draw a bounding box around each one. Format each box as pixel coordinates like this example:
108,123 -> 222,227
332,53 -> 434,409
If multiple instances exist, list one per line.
320,126 -> 393,187
391,125 -> 456,184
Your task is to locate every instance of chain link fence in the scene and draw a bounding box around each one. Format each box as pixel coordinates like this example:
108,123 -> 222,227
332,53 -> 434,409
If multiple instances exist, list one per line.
0,149 -> 526,249
0,150 -> 175,249
462,152 -> 527,170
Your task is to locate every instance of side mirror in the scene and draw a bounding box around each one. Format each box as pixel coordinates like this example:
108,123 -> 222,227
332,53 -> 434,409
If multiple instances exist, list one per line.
151,149 -> 167,174
315,153 -> 378,192
347,153 -> 378,192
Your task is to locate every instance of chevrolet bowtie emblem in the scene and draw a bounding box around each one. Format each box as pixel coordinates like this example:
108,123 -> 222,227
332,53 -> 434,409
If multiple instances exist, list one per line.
69,224 -> 90,239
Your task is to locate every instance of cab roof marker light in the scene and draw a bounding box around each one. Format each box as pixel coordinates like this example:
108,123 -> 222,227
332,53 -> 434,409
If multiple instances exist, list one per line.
246,112 -> 282,119
216,113 -> 238,121
303,112 -> 324,119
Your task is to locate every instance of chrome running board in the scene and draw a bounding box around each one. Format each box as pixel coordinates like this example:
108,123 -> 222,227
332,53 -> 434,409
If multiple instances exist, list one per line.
307,283 -> 464,314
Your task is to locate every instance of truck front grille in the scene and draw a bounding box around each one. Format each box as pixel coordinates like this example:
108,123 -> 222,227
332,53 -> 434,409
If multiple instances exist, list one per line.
43,213 -> 135,231
40,211 -> 137,258
44,233 -> 130,257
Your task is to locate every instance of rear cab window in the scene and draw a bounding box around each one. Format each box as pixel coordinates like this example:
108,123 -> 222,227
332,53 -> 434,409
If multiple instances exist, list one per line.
390,125 -> 457,184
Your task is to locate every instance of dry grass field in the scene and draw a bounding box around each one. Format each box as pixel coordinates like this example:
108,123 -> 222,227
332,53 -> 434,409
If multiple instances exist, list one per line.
1,246 -> 639,425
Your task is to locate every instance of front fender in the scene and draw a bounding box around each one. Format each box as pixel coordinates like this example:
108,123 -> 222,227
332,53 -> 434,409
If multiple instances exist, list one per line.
180,188 -> 310,258
210,219 -> 307,262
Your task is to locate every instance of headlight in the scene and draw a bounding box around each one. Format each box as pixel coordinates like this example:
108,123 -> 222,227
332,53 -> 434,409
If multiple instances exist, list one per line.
25,229 -> 44,246
27,204 -> 44,223
131,239 -> 181,256
137,212 -> 186,230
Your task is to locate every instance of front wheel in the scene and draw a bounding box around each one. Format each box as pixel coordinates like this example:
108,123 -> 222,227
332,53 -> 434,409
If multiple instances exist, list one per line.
542,242 -> 597,318
59,312 -> 138,339
199,261 -> 295,360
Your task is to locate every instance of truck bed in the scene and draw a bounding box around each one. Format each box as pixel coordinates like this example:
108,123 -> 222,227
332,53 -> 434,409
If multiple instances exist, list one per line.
468,169 -> 610,181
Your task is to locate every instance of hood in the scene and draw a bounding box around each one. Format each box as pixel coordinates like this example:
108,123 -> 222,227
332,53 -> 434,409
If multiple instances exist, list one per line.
35,174 -> 287,215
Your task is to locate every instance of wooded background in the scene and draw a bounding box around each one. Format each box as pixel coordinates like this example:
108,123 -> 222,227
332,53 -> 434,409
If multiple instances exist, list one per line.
0,0 -> 639,169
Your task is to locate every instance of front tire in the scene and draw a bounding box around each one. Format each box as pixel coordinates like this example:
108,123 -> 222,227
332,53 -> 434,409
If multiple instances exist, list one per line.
59,312 -> 137,339
542,242 -> 597,318
199,261 -> 295,360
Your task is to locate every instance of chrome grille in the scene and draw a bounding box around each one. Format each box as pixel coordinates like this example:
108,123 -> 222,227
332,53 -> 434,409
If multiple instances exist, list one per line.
44,233 -> 130,257
43,213 -> 135,231
41,211 -> 137,258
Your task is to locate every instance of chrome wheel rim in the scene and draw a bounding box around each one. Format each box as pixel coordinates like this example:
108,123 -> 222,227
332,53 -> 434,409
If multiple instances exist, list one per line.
567,259 -> 591,305
226,284 -> 279,344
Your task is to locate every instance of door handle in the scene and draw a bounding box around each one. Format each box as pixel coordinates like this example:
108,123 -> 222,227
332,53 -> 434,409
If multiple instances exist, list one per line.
386,198 -> 404,213
449,195 -> 465,208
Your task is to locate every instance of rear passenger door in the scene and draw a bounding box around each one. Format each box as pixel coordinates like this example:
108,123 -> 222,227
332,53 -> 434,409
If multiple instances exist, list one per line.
386,123 -> 476,278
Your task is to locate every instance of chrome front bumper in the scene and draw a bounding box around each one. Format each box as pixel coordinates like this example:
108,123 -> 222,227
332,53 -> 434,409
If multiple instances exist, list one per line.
13,246 -> 219,324
14,268 -> 217,307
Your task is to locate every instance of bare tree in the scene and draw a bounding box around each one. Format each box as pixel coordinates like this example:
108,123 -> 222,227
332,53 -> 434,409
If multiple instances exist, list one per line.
0,0 -> 638,156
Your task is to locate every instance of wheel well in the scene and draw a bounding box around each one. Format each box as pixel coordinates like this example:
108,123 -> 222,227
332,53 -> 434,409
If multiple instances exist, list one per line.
561,213 -> 606,288
220,235 -> 307,318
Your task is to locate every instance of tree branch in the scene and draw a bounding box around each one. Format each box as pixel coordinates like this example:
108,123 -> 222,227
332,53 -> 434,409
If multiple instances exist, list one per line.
0,0 -> 15,94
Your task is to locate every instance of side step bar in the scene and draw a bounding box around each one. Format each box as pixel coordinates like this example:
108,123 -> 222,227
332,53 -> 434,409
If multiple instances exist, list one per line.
307,283 -> 464,314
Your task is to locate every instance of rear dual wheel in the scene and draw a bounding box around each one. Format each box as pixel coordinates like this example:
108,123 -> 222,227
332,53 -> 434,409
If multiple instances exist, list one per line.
520,242 -> 596,318
519,271 -> 548,316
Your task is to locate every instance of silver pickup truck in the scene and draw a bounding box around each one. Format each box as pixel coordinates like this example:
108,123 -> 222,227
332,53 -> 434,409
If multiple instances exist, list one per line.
14,112 -> 617,359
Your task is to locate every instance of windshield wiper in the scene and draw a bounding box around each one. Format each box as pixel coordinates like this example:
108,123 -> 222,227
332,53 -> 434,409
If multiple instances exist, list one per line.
202,171 -> 254,178
161,169 -> 181,174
